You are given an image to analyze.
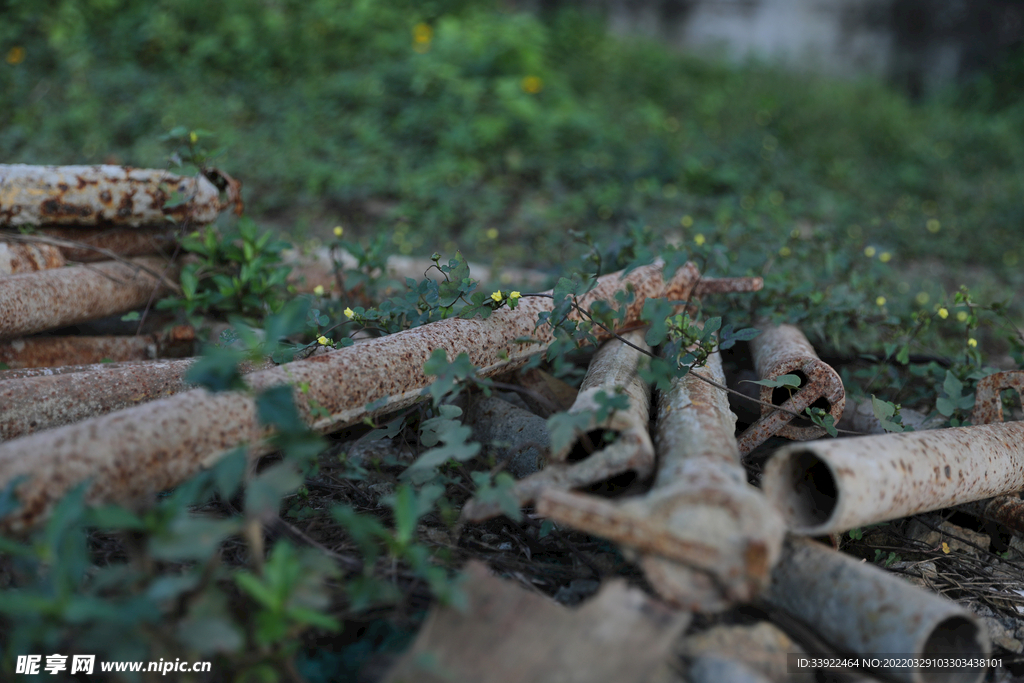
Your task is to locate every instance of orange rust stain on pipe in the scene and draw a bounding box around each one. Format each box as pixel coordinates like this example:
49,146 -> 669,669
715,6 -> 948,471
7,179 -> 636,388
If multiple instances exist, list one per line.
0,242 -> 65,274
0,326 -> 194,369
0,257 -> 176,340
35,226 -> 177,262
0,165 -> 241,227
0,261 -> 700,532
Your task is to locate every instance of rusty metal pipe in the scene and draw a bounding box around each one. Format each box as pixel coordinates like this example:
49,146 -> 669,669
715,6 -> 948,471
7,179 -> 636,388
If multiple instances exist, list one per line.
0,326 -> 194,369
765,536 -> 989,683
0,242 -> 65,274
538,349 -> 785,612
0,357 -> 268,440
0,164 -> 241,227
463,330 -> 655,521
762,420 -> 1024,535
954,371 -> 1024,534
34,227 -> 178,262
0,359 -> 155,380
737,324 -> 845,455
0,261 -> 703,532
0,257 -> 176,340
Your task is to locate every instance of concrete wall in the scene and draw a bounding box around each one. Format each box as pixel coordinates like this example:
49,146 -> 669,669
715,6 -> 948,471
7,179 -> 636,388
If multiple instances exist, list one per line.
526,0 -> 1024,95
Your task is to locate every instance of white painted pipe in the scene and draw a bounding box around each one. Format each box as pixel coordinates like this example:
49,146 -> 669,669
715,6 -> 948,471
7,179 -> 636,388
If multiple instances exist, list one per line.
762,421 -> 1024,535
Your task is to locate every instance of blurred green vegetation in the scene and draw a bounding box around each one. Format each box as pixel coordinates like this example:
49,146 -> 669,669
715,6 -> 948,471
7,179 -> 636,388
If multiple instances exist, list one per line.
2,3 -> 1024,679
2,0 -> 1022,279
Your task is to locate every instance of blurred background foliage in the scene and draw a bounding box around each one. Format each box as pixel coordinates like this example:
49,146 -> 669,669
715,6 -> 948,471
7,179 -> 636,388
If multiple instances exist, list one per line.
2,0 -> 1022,280
2,2 -> 1024,680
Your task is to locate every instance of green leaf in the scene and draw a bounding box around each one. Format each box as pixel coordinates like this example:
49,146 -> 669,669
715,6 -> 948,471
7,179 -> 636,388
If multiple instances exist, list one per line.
642,297 -> 674,346
871,396 -> 905,433
149,515 -> 241,561
751,374 -> 801,389
245,463 -> 304,520
402,421 -> 480,484
185,345 -> 248,392
256,385 -> 305,434
546,411 -> 594,456
470,472 -> 522,521
943,371 -> 963,402
85,505 -> 145,530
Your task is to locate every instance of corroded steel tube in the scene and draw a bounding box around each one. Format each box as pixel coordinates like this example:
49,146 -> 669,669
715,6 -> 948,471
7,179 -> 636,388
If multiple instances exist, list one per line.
463,331 -> 655,521
0,261 -> 701,531
0,257 -> 176,340
0,357 -> 268,440
538,350 -> 785,612
642,350 -> 784,611
0,242 -> 65,274
957,371 -> 1024,534
0,326 -> 194,369
36,227 -> 177,262
550,329 -> 654,465
0,165 -> 241,227
972,370 -> 1024,426
284,247 -> 552,295
766,536 -> 988,683
0,360 -> 154,380
737,324 -> 845,454
762,420 -> 1024,535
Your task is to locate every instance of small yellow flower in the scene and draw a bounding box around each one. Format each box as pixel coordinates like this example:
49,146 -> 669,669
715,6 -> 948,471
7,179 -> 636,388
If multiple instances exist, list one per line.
313,285 -> 325,297
694,233 -> 706,246
879,252 -> 892,263
509,291 -> 521,300
521,75 -> 543,94
490,290 -> 503,303
189,130 -> 198,144
413,23 -> 433,44
5,46 -> 25,65
864,246 -> 876,258
333,225 -> 344,237
317,335 -> 331,346
486,228 -> 499,240
876,296 -> 886,307
344,307 -> 355,319
937,307 -> 949,319
956,311 -> 968,322
778,246 -> 791,257
968,338 -> 978,348
941,542 -> 950,554
680,215 -> 694,228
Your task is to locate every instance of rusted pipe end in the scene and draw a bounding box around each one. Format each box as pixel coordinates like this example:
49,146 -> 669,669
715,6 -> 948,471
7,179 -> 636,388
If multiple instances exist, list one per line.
768,536 -> 989,683
759,359 -> 845,440
762,448 -> 839,534
920,617 -> 988,683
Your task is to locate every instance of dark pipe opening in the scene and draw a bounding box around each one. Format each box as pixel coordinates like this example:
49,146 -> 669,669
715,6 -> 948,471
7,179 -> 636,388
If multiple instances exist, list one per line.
771,449 -> 838,529
920,616 -> 987,683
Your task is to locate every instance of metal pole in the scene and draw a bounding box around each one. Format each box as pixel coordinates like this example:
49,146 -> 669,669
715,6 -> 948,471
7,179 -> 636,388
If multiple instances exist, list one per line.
0,357 -> 268,440
737,324 -> 845,455
764,536 -> 988,683
0,164 -> 241,227
0,242 -> 65,274
538,349 -> 785,612
0,261 -> 703,532
762,420 -> 1024,535
0,257 -> 177,340
0,326 -> 194,369
462,330 -> 655,521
